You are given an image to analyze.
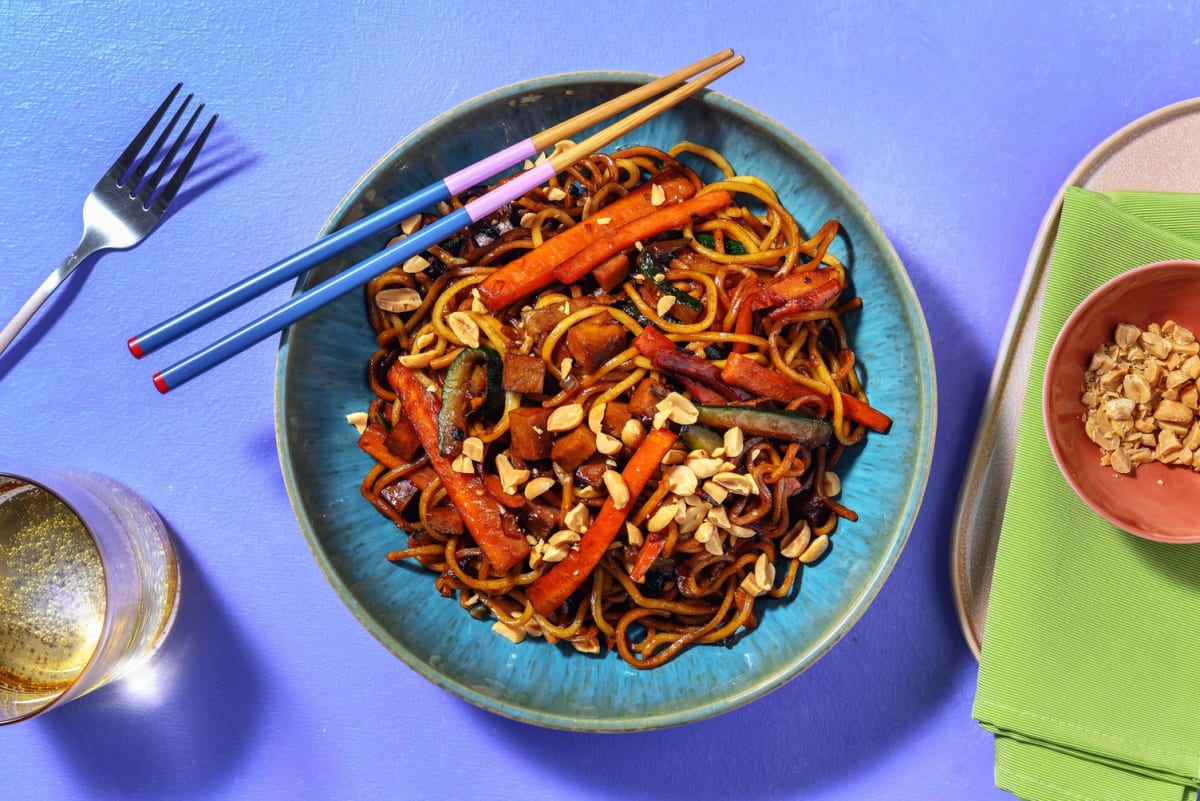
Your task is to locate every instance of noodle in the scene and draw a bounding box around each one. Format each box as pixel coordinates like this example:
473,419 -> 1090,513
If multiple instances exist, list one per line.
355,143 -> 888,668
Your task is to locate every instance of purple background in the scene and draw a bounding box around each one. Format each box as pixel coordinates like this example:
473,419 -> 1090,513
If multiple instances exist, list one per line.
1,3 -> 1194,798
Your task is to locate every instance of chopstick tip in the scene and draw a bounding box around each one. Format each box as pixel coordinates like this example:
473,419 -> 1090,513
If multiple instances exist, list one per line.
128,336 -> 145,359
152,371 -> 170,394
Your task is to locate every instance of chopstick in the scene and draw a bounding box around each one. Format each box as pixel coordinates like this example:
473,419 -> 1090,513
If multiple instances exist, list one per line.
127,49 -> 736,359
150,54 -> 743,393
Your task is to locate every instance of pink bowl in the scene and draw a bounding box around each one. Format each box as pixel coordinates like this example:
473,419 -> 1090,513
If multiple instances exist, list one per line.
1043,260 -> 1200,543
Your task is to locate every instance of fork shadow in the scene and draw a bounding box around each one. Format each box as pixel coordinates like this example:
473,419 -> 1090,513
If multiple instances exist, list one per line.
0,132 -> 255,379
41,535 -> 265,798
158,132 -> 259,225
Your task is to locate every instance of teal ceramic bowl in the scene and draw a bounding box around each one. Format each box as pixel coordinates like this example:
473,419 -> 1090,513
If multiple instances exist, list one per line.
275,72 -> 935,731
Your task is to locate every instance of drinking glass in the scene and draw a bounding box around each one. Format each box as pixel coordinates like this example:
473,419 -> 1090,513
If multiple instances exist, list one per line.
0,467 -> 179,724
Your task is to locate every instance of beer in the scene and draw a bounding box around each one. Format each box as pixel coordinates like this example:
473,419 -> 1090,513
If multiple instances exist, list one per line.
0,478 -> 106,719
0,470 -> 178,724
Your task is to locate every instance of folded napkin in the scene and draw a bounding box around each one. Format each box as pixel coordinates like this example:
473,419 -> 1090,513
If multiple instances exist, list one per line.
973,186 -> 1200,801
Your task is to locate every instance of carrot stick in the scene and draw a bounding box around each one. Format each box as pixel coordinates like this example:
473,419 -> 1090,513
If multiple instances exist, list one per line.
552,191 -> 735,285
526,427 -> 678,616
629,531 -> 668,583
721,352 -> 893,433
477,171 -> 696,311
730,278 -> 757,355
357,422 -> 405,469
388,362 -> 531,572
749,271 -> 842,312
631,325 -> 674,357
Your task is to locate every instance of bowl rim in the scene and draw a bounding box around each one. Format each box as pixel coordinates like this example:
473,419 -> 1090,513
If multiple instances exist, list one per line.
274,70 -> 937,730
1042,258 -> 1200,543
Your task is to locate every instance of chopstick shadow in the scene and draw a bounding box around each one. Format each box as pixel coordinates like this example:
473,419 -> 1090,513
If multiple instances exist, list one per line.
469,248 -> 988,799
0,132 -> 254,379
41,534 -> 265,798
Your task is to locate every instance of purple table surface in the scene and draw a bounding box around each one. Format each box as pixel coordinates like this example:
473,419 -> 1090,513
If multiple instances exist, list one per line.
2,3 -> 1194,799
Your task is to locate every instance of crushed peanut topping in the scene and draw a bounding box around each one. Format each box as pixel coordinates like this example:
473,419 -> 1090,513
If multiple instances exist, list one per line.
646,503 -> 678,533
603,470 -> 630,510
402,254 -> 431,274
345,411 -> 368,435
374,287 -> 422,313
546,403 -> 585,432
446,312 -> 481,348
781,522 -> 813,559
496,453 -> 530,494
1082,320 -> 1200,473
595,431 -> 623,456
492,621 -> 526,644
398,351 -> 438,369
621,418 -> 646,448
524,476 -> 556,500
400,213 -> 422,235
664,464 -> 698,497
653,392 -> 700,428
461,437 -> 485,462
798,534 -> 830,564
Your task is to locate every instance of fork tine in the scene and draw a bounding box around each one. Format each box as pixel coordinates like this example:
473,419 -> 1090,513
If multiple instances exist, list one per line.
126,92 -> 193,191
150,112 -> 217,213
110,82 -> 183,184
138,101 -> 203,207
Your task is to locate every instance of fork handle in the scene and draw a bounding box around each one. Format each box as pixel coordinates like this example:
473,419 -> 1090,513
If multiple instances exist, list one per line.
0,235 -> 104,357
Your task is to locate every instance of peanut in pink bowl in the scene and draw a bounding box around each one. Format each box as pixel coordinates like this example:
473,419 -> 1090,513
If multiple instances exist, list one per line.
1043,260 -> 1200,543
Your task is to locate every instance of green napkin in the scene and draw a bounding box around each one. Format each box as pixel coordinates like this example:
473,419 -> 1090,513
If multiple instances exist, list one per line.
973,186 -> 1200,801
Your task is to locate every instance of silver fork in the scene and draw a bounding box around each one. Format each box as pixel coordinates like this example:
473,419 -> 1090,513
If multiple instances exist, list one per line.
0,83 -> 217,357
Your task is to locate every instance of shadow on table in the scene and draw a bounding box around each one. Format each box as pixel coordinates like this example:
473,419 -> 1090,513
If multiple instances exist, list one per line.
473,250 -> 987,799
43,535 -> 265,799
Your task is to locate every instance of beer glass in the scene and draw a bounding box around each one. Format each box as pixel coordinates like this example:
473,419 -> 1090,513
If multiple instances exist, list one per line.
0,467 -> 179,724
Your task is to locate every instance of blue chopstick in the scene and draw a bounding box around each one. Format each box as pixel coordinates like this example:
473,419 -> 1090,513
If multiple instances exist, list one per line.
148,53 -> 742,392
129,155 -> 522,358
128,49 -> 735,359
151,161 -> 557,392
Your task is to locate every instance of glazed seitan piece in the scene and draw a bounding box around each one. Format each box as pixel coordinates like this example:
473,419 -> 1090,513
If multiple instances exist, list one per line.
508,407 -> 553,461
551,426 -> 597,471
566,315 -> 628,374
502,352 -> 546,394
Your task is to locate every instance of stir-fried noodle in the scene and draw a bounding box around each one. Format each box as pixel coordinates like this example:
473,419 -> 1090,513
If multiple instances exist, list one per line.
355,143 -> 890,669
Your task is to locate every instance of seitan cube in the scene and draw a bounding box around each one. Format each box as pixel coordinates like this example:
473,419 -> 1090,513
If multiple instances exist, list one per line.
502,353 -> 546,394
508,407 -> 553,461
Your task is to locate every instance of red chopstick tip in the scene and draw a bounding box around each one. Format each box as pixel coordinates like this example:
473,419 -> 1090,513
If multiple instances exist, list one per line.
128,336 -> 144,359
152,372 -> 170,394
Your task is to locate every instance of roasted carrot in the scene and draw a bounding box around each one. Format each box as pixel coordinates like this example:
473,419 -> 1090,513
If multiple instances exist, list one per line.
730,279 -> 757,355
477,171 -> 696,311
357,422 -> 406,469
388,362 -> 531,572
629,531 -> 668,583
552,191 -> 734,285
631,324 -> 675,358
483,473 -> 525,510
721,352 -> 892,433
749,271 -> 843,313
526,427 -> 678,616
